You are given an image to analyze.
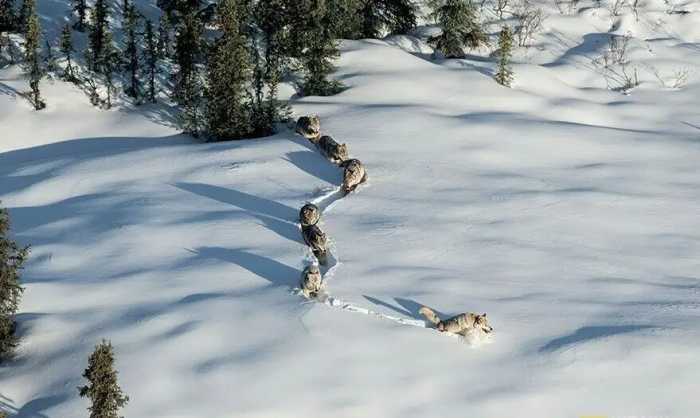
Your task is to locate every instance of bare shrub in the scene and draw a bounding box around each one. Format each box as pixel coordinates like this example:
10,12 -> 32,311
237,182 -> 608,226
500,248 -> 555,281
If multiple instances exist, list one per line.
592,33 -> 640,91
513,0 -> 545,47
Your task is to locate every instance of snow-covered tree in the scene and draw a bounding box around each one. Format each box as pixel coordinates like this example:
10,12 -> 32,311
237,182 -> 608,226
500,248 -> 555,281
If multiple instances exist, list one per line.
156,13 -> 171,59
60,24 -> 77,81
205,0 -> 251,140
429,0 -> 487,58
494,25 -> 514,87
0,205 -> 29,362
24,3 -> 44,109
89,0 -> 110,70
144,18 -> 158,103
101,34 -> 120,109
356,0 -> 417,39
79,340 -> 129,418
72,0 -> 89,32
123,4 -> 141,100
174,10 -> 204,135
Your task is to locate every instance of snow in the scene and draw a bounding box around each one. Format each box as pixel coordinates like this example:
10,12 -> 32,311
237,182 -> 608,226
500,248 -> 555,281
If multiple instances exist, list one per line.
2,1 -> 700,417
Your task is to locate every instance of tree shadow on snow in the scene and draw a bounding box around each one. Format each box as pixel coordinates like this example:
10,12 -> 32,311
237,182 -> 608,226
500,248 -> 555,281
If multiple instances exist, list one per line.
0,393 -> 69,418
539,325 -> 658,352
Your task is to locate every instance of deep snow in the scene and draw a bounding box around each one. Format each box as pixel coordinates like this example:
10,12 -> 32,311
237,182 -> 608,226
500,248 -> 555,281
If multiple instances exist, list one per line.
1,1 -> 700,417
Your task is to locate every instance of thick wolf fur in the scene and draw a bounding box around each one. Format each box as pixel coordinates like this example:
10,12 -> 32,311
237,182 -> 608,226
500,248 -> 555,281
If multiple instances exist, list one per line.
301,224 -> 328,265
300,264 -> 323,298
299,203 -> 320,227
419,307 -> 493,335
296,116 -> 321,143
340,159 -> 368,195
318,135 -> 349,164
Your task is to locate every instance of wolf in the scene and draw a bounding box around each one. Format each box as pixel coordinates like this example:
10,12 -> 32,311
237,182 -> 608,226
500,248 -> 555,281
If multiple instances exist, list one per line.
295,115 -> 321,143
419,307 -> 493,335
299,203 -> 320,227
300,264 -> 323,298
301,224 -> 328,265
318,135 -> 349,164
340,159 -> 368,195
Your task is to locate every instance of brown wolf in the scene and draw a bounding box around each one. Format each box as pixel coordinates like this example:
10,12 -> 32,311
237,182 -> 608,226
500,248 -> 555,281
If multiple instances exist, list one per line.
419,307 -> 493,335
296,116 -> 321,143
301,224 -> 328,265
299,203 -> 320,227
340,159 -> 367,195
318,135 -> 349,164
300,264 -> 323,298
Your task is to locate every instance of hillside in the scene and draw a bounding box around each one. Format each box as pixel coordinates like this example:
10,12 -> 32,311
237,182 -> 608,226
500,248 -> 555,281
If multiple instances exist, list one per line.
1,1 -> 700,417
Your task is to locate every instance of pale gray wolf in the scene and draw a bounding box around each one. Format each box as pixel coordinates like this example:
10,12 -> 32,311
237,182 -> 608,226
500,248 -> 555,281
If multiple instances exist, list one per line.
300,264 -> 323,298
299,203 -> 320,227
340,159 -> 367,195
419,307 -> 493,335
318,135 -> 349,164
296,116 -> 321,143
301,224 -> 328,265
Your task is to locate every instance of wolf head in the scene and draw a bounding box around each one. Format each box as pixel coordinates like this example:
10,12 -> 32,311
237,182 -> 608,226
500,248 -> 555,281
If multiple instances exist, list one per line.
475,313 -> 493,334
296,116 -> 320,139
336,143 -> 349,160
299,203 -> 320,227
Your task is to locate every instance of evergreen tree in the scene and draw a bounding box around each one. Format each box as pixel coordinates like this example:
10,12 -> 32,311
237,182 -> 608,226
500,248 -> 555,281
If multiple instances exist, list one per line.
144,18 -> 158,103
429,0 -> 487,59
156,13 -> 171,59
296,0 -> 343,96
24,3 -> 44,109
494,25 -> 513,87
250,0 -> 291,136
0,0 -> 16,32
72,0 -> 88,32
0,205 -> 29,362
78,340 -> 129,418
123,4 -> 141,100
356,0 -> 417,39
101,34 -> 120,109
173,10 -> 203,135
17,0 -> 34,32
60,24 -> 76,81
205,0 -> 250,140
89,0 -> 109,70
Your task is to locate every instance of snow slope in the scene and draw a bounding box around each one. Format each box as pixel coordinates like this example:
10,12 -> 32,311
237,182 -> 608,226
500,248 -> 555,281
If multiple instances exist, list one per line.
2,1 -> 700,417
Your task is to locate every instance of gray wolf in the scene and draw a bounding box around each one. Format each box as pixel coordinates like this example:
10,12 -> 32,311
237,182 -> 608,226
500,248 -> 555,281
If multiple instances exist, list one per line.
318,135 -> 349,164
299,203 -> 320,227
301,224 -> 328,265
340,159 -> 368,195
300,264 -> 323,298
296,116 -> 321,143
419,307 -> 493,335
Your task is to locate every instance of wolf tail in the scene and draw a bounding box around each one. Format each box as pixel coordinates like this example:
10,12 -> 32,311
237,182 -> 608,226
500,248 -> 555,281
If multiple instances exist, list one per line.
419,307 -> 441,325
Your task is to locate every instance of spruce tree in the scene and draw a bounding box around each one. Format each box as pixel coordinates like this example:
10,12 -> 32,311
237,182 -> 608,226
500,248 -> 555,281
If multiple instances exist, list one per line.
72,0 -> 88,32
24,3 -> 44,109
494,25 -> 514,87
101,34 -> 119,109
0,205 -> 29,362
297,0 -> 343,97
78,340 -> 129,418
156,13 -> 171,59
17,0 -> 33,32
174,10 -> 203,136
251,0 -> 291,136
356,0 -> 417,39
123,4 -> 141,100
144,19 -> 158,103
429,0 -> 487,59
0,0 -> 16,32
60,24 -> 76,81
89,0 -> 109,70
205,0 -> 250,140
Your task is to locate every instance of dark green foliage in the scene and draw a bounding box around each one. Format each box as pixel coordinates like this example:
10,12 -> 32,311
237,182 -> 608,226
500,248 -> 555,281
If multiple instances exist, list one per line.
174,10 -> 204,135
249,0 -> 292,136
295,0 -> 343,96
24,3 -> 44,109
72,0 -> 88,32
429,0 -> 487,58
0,205 -> 29,362
89,0 -> 109,70
17,0 -> 34,32
100,34 -> 120,109
356,0 -> 417,39
156,13 -> 171,59
60,24 -> 77,81
144,19 -> 158,103
0,0 -> 16,32
494,25 -> 513,87
205,0 -> 251,140
78,340 -> 129,418
123,4 -> 141,100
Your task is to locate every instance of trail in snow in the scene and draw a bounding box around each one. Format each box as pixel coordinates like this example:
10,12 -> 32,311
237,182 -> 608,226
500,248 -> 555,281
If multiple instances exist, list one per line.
291,135 -> 490,346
